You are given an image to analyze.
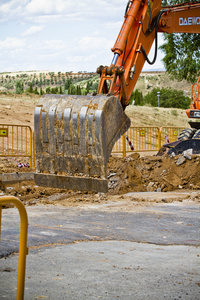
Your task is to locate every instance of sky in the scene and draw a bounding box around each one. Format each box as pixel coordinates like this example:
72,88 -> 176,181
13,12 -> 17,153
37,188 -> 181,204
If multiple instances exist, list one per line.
0,0 -> 165,73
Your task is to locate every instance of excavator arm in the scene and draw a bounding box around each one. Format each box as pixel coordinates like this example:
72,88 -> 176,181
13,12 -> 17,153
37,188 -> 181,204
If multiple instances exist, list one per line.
34,0 -> 200,192
97,1 -> 200,107
158,2 -> 200,34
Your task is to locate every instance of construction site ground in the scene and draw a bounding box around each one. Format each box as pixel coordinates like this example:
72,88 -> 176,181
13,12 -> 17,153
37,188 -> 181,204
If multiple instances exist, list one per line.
0,93 -> 200,299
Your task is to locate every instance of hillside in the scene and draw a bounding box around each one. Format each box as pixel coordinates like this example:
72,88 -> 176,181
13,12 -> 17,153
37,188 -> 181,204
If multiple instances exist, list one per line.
126,105 -> 189,128
135,72 -> 192,96
0,70 -> 194,129
0,92 -> 190,129
0,71 -> 193,98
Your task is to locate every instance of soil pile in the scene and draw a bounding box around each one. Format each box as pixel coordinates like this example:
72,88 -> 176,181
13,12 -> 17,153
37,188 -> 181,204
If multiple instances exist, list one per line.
0,153 -> 199,206
107,153 -> 200,194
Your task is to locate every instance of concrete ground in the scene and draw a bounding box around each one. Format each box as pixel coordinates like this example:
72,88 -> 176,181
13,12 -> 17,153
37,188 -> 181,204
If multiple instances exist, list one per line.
0,196 -> 200,299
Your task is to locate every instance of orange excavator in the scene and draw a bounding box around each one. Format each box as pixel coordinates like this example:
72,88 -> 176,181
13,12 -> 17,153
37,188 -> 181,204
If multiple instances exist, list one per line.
34,0 -> 200,193
158,75 -> 200,156
181,76 -> 200,139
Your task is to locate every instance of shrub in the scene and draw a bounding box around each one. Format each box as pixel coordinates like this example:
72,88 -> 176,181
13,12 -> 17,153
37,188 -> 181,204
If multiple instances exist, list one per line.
130,89 -> 144,105
144,87 -> 190,109
171,109 -> 178,116
15,80 -> 23,94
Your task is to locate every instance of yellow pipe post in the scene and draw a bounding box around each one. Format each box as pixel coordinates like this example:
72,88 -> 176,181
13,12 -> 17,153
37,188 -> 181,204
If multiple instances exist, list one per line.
0,204 -> 2,243
32,130 -> 35,168
122,135 -> 126,157
0,196 -> 28,300
158,127 -> 162,150
29,127 -> 33,168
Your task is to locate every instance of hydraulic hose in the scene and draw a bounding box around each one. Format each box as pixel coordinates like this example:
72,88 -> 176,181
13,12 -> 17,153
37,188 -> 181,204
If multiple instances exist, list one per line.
141,9 -> 168,65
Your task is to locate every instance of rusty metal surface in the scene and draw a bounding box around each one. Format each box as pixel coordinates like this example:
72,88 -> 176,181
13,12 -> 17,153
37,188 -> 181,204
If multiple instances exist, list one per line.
0,172 -> 34,183
34,94 -> 130,192
34,173 -> 108,193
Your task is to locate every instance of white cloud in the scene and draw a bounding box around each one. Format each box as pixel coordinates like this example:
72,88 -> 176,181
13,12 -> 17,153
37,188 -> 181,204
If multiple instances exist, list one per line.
104,21 -> 122,30
30,39 -> 66,51
26,0 -> 66,15
0,0 -> 24,22
22,25 -> 44,36
0,37 -> 25,50
158,33 -> 165,47
0,0 -> 166,72
74,35 -> 112,53
0,0 -> 128,23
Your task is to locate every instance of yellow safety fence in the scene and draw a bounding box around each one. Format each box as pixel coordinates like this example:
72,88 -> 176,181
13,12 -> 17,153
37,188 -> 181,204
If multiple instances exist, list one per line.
0,124 -> 33,167
0,196 -> 28,300
159,126 -> 185,148
0,124 -> 186,163
112,126 -> 185,157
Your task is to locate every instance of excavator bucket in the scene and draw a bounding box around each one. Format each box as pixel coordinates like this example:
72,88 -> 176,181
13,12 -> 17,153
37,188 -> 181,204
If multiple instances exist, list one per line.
34,94 -> 130,193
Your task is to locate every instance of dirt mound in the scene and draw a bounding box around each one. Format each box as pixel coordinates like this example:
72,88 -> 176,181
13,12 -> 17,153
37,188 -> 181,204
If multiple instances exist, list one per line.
107,153 -> 200,194
0,153 -> 199,207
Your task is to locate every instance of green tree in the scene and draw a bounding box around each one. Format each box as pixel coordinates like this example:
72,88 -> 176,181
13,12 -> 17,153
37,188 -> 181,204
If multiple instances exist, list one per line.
59,86 -> 63,94
49,72 -> 54,78
68,84 -> 76,95
15,80 -> 23,94
130,89 -> 143,105
90,82 -> 99,92
40,87 -> 44,95
46,86 -> 51,93
26,82 -> 33,93
160,0 -> 200,82
86,81 -> 91,93
76,85 -> 82,95
28,82 -> 33,93
62,77 -> 66,85
65,78 -> 72,90
144,87 -> 190,109
4,82 -> 14,89
46,79 -> 50,85
34,87 -> 39,95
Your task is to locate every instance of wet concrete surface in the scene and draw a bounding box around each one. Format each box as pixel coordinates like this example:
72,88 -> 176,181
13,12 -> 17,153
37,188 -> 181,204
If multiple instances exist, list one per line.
0,200 -> 200,299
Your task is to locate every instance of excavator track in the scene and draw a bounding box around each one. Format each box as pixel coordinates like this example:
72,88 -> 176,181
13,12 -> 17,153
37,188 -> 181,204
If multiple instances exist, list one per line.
34,94 -> 130,193
178,128 -> 196,141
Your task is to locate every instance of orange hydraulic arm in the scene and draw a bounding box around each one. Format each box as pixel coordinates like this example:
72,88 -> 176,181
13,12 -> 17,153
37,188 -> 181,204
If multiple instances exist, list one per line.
97,0 -> 200,108
158,2 -> 200,34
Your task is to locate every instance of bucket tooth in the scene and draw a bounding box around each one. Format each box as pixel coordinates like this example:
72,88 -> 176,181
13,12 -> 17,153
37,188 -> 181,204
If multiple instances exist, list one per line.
34,94 -> 130,192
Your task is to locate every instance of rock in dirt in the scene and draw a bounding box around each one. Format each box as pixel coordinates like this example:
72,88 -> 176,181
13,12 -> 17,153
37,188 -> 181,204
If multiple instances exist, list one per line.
147,182 -> 155,192
183,149 -> 193,160
176,156 -> 186,166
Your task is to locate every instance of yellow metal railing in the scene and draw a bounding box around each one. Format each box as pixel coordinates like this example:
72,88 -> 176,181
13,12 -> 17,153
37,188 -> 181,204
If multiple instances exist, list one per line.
0,124 -> 186,163
112,126 -> 160,156
0,196 -> 28,300
0,124 -> 33,167
112,126 -> 185,157
159,126 -> 185,149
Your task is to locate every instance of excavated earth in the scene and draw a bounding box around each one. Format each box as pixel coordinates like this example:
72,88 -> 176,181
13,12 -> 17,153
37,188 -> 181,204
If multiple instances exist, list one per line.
0,152 -> 200,208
